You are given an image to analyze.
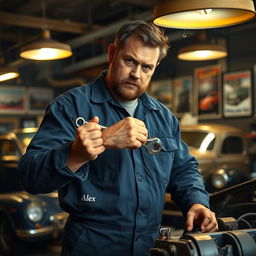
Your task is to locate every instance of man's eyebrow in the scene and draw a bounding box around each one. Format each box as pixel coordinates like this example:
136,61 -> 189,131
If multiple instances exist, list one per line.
124,54 -> 136,60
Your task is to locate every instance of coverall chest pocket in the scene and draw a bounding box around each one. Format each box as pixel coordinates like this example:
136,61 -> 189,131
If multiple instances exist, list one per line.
142,136 -> 178,186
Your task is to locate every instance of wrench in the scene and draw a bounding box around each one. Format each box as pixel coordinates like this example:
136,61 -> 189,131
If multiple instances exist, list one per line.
75,117 -> 163,155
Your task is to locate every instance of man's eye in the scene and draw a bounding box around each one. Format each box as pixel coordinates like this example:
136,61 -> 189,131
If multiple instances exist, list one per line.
142,65 -> 152,72
125,58 -> 135,66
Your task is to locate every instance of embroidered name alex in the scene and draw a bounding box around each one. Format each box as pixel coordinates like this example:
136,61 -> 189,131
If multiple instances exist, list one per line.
81,194 -> 96,202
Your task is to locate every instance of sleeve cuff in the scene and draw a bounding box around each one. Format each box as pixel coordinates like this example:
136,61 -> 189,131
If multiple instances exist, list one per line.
53,142 -> 89,182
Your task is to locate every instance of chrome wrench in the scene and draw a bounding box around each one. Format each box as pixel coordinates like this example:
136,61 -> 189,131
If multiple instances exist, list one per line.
75,117 -> 163,155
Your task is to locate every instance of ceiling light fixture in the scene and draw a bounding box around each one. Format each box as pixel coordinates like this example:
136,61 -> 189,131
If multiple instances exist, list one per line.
19,0 -> 72,61
0,58 -> 19,82
20,29 -> 72,61
177,31 -> 228,61
153,0 -> 256,29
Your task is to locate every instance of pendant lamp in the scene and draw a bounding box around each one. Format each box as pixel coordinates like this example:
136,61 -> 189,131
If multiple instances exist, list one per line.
177,31 -> 227,61
153,0 -> 256,29
19,29 -> 72,61
0,58 -> 19,82
19,0 -> 72,61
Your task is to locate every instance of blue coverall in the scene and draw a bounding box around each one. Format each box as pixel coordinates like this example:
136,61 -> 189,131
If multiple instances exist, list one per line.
18,71 -> 209,256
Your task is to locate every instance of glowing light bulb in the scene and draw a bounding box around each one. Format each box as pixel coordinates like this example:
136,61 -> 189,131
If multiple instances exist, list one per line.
198,9 -> 213,15
194,50 -> 212,58
0,72 -> 19,82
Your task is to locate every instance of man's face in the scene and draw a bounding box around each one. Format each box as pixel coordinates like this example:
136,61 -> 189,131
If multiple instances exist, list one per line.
105,35 -> 160,101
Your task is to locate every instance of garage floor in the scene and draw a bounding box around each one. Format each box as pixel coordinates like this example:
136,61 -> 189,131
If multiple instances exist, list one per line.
19,239 -> 61,256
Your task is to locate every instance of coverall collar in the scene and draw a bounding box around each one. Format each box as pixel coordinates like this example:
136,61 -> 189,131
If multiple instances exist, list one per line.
91,71 -> 161,112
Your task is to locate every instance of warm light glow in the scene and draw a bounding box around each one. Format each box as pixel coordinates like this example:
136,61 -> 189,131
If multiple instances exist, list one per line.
199,132 -> 215,153
178,43 -> 228,61
178,50 -> 227,61
20,47 -> 72,61
154,9 -> 255,29
198,9 -> 213,15
194,50 -> 212,58
19,29 -> 73,61
153,0 -> 256,29
0,72 -> 19,82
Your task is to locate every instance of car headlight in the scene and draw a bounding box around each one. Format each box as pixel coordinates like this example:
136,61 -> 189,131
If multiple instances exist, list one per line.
211,169 -> 229,190
26,203 -> 44,222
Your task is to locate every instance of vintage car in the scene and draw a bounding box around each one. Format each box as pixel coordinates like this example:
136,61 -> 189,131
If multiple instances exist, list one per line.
162,123 -> 252,228
0,128 -> 68,255
181,123 -> 250,193
226,87 -> 249,106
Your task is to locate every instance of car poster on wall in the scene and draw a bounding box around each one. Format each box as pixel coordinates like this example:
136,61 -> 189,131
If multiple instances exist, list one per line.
0,86 -> 27,114
173,76 -> 193,118
254,65 -> 256,118
223,70 -> 252,117
194,65 -> 222,119
28,87 -> 54,114
148,79 -> 173,110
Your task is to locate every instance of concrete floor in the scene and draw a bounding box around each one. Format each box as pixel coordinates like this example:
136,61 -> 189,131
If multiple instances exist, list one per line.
18,239 -> 61,256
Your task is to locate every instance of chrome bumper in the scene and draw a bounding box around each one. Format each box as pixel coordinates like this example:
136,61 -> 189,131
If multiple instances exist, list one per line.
16,212 -> 68,239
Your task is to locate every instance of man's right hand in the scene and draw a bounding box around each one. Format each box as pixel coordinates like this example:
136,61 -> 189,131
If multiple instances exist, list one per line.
67,116 -> 105,172
102,116 -> 148,149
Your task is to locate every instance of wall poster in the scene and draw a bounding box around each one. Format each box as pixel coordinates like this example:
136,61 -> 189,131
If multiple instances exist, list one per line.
194,65 -> 222,119
28,87 -> 54,114
223,70 -> 252,117
0,86 -> 26,114
173,76 -> 193,117
254,65 -> 256,117
148,79 -> 173,109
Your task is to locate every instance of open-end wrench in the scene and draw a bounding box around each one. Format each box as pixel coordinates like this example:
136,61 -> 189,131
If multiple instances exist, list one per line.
75,117 -> 163,155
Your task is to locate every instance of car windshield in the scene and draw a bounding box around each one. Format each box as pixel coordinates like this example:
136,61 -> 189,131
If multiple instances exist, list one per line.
181,131 -> 215,152
0,129 -> 37,193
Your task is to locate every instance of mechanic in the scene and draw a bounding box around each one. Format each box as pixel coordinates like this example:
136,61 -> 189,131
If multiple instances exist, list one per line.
18,20 -> 218,256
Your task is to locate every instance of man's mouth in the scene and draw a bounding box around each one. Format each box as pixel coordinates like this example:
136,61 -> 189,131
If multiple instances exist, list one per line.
124,81 -> 138,87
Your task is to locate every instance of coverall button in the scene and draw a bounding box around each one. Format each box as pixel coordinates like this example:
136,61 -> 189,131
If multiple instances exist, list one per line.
137,176 -> 142,182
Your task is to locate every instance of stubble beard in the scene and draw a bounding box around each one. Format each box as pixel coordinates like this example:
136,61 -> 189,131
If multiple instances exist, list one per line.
111,80 -> 149,101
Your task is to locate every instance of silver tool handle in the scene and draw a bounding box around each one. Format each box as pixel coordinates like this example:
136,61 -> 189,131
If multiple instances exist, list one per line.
75,117 -> 163,154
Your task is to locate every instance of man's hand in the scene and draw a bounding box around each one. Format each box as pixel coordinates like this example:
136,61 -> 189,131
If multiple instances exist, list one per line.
186,204 -> 218,233
68,116 -> 105,172
102,117 -> 148,149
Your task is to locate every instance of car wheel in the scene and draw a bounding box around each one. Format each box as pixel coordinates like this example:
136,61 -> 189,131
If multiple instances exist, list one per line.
0,214 -> 21,255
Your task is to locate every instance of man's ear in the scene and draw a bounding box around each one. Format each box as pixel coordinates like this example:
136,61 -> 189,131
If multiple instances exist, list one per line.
108,43 -> 116,63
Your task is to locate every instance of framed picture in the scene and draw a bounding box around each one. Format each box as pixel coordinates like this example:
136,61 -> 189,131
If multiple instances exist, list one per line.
0,86 -> 27,114
173,76 -> 193,117
223,70 -> 252,117
28,87 -> 54,114
194,65 -> 222,119
0,117 -> 19,133
254,65 -> 256,117
148,79 -> 173,109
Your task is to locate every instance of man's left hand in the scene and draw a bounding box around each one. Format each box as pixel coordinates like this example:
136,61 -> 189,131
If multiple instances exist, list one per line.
186,204 -> 218,233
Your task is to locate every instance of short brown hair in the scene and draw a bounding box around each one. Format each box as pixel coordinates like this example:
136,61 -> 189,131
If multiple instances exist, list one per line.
114,20 -> 170,62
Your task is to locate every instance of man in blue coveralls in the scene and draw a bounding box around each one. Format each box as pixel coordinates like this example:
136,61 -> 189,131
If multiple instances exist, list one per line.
18,20 -> 218,256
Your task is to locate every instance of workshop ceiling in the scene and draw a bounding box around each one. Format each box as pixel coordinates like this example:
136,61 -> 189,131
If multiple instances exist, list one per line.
0,0 -> 256,87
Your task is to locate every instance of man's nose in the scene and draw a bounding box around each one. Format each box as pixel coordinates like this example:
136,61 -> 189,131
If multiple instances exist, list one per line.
130,66 -> 141,80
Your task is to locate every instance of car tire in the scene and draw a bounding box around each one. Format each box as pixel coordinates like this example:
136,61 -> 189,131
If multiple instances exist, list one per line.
0,214 -> 21,256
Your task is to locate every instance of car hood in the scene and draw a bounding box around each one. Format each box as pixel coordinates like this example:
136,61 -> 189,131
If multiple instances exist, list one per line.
0,190 -> 60,207
189,147 -> 215,161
